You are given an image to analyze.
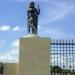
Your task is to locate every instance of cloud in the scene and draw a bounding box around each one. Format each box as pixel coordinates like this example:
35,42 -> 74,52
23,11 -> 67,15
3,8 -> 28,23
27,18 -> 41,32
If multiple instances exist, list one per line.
39,26 -> 75,39
12,26 -> 21,31
0,25 -> 10,31
39,27 -> 63,38
0,49 -> 19,63
11,40 -> 19,47
39,1 -> 75,26
0,40 -> 6,48
0,25 -> 23,32
0,40 -> 19,63
0,44 -> 3,48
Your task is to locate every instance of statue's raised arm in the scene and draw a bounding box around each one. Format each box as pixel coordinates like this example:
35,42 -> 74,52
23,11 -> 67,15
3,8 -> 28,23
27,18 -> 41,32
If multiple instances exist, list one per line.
27,2 -> 40,35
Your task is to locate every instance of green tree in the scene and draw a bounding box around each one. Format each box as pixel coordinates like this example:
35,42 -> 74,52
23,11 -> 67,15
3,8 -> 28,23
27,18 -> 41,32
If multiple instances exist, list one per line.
0,62 -> 4,75
51,66 -> 62,72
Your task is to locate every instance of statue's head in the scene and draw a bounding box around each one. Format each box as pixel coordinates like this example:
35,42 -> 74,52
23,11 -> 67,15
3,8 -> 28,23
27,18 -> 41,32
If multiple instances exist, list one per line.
29,2 -> 35,8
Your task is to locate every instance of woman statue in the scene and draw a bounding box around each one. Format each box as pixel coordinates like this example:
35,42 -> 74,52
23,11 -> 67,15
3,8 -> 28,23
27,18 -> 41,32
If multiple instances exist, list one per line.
27,2 -> 40,34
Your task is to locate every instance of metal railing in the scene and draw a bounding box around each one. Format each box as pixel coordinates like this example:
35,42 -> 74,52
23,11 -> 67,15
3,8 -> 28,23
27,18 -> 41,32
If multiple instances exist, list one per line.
50,39 -> 75,75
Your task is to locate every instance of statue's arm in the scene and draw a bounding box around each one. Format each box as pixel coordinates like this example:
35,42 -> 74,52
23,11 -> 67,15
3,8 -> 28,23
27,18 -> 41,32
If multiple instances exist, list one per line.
38,8 -> 40,15
27,10 -> 30,20
35,8 -> 40,15
37,5 -> 40,15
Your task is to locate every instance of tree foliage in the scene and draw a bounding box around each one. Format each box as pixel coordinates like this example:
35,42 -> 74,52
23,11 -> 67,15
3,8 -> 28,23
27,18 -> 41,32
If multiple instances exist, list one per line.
51,66 -> 62,72
0,62 -> 4,75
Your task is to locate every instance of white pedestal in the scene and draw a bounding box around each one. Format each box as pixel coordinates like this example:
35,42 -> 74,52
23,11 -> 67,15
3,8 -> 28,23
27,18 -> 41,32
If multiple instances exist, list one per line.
19,36 -> 50,75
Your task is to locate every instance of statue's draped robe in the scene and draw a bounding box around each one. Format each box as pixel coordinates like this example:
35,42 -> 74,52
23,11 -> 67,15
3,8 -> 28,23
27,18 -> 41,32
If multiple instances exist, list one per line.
27,7 -> 40,34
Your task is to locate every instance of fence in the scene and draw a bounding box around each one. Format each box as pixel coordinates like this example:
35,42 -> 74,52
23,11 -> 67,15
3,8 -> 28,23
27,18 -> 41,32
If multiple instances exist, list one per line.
50,39 -> 75,75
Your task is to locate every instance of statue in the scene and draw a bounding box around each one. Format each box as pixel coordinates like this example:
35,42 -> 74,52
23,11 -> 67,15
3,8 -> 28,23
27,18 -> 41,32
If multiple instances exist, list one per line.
27,2 -> 40,34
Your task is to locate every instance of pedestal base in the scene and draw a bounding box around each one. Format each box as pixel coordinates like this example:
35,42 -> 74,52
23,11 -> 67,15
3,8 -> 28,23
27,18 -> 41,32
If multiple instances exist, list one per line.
19,36 -> 50,75
3,63 -> 19,75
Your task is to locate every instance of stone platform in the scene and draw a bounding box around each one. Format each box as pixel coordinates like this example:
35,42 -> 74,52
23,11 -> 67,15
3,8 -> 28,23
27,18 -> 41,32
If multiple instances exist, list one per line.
19,35 -> 50,75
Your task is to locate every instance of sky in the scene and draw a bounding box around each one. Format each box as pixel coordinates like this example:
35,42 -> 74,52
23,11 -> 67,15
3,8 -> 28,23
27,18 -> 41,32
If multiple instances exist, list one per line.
0,0 -> 75,63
